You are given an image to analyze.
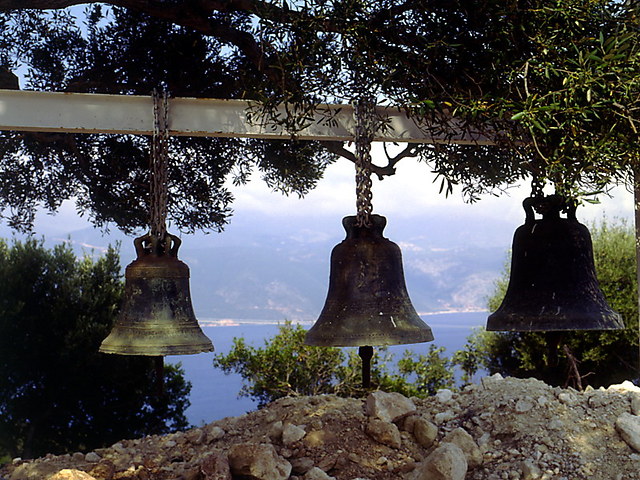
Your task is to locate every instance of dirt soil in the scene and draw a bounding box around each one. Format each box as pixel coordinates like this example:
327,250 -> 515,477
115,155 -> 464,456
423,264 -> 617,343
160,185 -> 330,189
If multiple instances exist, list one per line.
3,375 -> 640,480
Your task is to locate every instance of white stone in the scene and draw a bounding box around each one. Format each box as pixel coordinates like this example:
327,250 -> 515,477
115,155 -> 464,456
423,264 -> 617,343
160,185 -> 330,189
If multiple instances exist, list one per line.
282,424 -> 306,445
48,470 -> 97,480
616,412 -> 640,452
414,443 -> 468,480
557,392 -> 577,405
609,381 -> 640,393
365,391 -> 416,423
435,389 -> 454,403
537,396 -> 549,407
304,466 -> 336,480
481,373 -> 504,390
228,443 -> 292,480
442,428 -> 483,468
435,411 -> 455,424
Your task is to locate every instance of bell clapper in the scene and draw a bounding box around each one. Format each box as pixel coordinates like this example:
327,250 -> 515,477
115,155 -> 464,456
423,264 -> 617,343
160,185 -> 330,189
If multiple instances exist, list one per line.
358,345 -> 374,389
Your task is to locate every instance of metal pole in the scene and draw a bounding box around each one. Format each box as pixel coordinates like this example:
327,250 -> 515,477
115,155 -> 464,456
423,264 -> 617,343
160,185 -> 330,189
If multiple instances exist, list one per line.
358,345 -> 374,389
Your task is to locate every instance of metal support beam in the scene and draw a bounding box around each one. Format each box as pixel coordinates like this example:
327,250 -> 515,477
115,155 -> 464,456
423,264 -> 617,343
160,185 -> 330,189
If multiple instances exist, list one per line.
0,89 -> 496,145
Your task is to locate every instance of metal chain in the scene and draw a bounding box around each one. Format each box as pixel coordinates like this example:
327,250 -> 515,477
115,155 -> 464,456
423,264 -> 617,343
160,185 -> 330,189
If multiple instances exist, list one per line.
151,89 -> 169,239
354,97 -> 375,227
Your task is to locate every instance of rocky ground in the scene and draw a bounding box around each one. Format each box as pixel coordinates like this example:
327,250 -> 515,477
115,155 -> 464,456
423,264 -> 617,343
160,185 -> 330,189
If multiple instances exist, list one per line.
4,375 -> 640,480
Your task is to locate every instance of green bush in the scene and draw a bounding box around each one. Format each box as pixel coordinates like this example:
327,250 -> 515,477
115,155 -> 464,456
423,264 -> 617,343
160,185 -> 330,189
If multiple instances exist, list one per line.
470,217 -> 638,388
214,321 -> 459,405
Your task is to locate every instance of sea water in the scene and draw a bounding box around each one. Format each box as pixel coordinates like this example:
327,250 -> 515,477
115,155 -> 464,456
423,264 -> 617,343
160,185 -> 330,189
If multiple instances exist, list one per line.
167,311 -> 487,426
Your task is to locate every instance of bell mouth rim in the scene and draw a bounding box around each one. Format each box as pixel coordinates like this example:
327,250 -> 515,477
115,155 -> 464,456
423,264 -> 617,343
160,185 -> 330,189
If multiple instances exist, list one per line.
99,343 -> 214,355
98,346 -> 214,357
486,312 -> 625,332
304,331 -> 434,347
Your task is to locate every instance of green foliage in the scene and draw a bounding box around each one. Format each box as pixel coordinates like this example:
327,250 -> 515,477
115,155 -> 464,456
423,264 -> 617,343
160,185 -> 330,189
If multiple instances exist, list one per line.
213,321 -> 344,406
396,346 -> 456,397
477,217 -> 639,388
492,1 -> 640,197
1,2 -> 639,231
0,238 -> 191,460
214,321 -> 463,406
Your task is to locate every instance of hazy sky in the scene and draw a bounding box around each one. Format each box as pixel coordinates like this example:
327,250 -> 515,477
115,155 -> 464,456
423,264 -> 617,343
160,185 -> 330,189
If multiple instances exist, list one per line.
232,145 -> 635,225
28,144 -> 634,242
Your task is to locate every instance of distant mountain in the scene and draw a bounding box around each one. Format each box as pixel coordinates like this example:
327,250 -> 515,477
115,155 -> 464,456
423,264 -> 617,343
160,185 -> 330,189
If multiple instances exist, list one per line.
0,208 -> 515,321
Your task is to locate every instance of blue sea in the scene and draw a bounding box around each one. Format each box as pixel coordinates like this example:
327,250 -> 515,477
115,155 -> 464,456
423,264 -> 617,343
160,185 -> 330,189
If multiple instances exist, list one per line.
166,311 -> 487,426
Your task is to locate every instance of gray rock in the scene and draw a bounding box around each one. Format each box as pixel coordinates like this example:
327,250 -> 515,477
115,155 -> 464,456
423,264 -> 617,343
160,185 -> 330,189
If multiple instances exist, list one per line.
365,391 -> 416,423
304,466 -> 336,480
84,452 -> 101,463
616,412 -> 640,452
441,428 -> 483,468
206,426 -> 226,443
557,392 -> 577,405
201,450 -> 232,480
413,417 -> 438,448
71,452 -> 85,462
290,457 -> 315,475
228,443 -> 292,480
365,418 -> 402,449
186,427 -> 206,445
521,459 -> 542,480
414,443 -> 467,480
282,424 -> 306,446
434,411 -> 455,424
481,373 -> 504,390
269,421 -> 284,442
111,442 -> 127,454
402,414 -> 419,433
515,399 -> 534,413
631,393 -> 640,416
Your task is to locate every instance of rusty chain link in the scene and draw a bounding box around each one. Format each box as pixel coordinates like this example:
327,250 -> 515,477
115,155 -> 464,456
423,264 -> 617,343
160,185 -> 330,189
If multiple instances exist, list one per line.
151,89 -> 169,239
354,97 -> 376,227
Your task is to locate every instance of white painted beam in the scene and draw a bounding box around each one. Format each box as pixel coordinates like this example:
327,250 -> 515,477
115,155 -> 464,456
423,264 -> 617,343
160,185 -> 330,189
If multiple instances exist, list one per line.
0,89 -> 495,145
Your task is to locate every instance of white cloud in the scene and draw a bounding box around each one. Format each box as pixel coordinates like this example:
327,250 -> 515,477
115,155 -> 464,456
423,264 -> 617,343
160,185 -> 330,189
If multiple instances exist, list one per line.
229,144 -> 634,227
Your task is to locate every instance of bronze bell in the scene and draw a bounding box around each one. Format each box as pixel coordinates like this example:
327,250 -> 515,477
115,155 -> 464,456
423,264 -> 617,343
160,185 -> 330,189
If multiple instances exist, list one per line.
100,232 -> 214,355
487,195 -> 623,332
305,214 -> 434,347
